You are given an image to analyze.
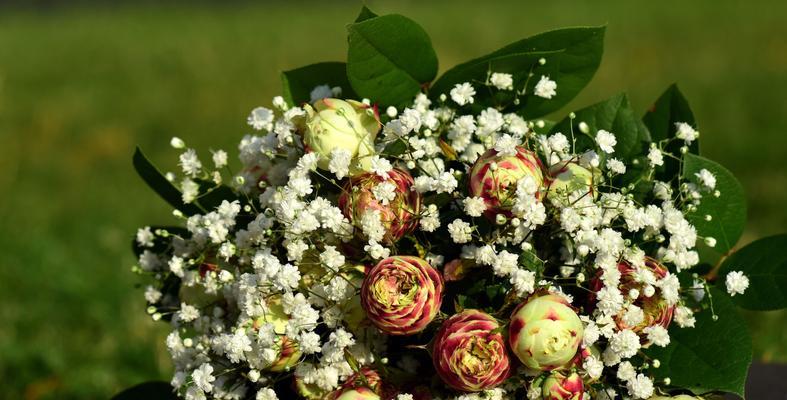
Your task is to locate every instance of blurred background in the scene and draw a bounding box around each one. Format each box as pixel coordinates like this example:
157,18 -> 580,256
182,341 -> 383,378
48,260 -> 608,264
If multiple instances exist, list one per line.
1,0 -> 785,398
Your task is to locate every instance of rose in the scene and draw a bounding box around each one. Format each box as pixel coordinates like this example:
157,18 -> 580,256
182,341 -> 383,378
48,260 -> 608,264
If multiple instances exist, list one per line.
432,309 -> 511,392
547,161 -> 598,206
302,98 -> 381,175
250,296 -> 302,372
361,256 -> 444,335
509,293 -> 584,371
589,257 -> 674,338
541,372 -> 585,400
339,168 -> 422,244
468,146 -> 545,217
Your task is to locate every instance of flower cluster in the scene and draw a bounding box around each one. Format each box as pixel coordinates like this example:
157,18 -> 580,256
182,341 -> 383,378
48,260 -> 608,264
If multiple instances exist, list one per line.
134,59 -> 749,400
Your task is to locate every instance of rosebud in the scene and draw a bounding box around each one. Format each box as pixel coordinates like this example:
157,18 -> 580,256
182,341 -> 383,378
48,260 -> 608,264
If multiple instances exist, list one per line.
468,146 -> 545,217
334,387 -> 381,400
301,98 -> 381,175
509,293 -> 584,371
589,258 -> 674,340
547,161 -> 598,206
250,296 -> 302,372
432,309 -> 511,392
541,372 -> 585,400
328,369 -> 394,400
361,256 -> 444,335
339,168 -> 422,244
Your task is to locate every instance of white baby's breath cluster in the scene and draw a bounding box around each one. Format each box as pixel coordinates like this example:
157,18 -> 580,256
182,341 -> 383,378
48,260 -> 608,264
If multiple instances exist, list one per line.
134,72 -> 746,400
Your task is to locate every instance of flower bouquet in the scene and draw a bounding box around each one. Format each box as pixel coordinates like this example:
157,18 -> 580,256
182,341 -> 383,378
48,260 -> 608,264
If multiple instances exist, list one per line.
119,6 -> 787,400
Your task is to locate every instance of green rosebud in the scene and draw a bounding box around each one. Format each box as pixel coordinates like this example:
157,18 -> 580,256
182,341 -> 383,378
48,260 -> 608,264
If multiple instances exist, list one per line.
547,161 -> 599,206
508,293 -> 584,371
302,98 -> 381,176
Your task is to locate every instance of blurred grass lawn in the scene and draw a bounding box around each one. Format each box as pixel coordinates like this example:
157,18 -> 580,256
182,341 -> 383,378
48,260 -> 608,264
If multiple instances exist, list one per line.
0,1 -> 786,398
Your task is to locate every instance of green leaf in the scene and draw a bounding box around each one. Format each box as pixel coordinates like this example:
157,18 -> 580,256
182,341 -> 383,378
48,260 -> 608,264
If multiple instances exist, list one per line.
646,287 -> 751,397
347,14 -> 438,106
281,62 -> 357,106
682,153 -> 746,255
354,5 -> 378,22
112,381 -> 177,400
133,147 -> 203,216
643,84 -> 699,178
718,234 -> 787,310
432,26 -> 604,118
551,93 -> 651,161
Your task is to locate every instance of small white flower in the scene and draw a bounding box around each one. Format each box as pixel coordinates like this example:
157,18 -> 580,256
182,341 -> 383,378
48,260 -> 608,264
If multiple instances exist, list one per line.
181,179 -> 199,204
447,219 -> 472,243
725,270 -> 749,296
534,75 -> 557,99
328,148 -> 351,180
191,363 -> 215,393
136,226 -> 155,248
247,107 -> 274,131
179,149 -> 202,177
211,150 -> 228,169
256,387 -> 279,400
675,122 -> 699,143
309,84 -> 333,102
647,147 -> 664,167
450,82 -> 476,106
595,130 -> 617,154
695,168 -> 716,190
372,181 -> 397,205
606,158 -> 626,174
420,204 -> 440,232
370,155 -> 393,177
609,329 -> 641,359
626,374 -> 654,399
494,134 -> 520,157
462,196 -> 487,217
489,72 -> 514,90
643,325 -> 670,347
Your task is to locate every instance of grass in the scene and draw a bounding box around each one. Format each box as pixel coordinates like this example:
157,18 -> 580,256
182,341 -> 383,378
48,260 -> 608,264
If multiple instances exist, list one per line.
0,1 -> 785,398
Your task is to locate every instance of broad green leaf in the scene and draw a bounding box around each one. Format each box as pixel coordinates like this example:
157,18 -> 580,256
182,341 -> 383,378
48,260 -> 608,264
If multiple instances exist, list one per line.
646,287 -> 751,397
354,5 -> 378,22
718,234 -> 787,310
133,147 -> 203,216
281,62 -> 356,106
643,84 -> 699,179
112,381 -> 177,400
347,14 -> 438,106
551,93 -> 651,162
432,26 -> 604,118
682,153 -> 746,255
428,50 -> 559,111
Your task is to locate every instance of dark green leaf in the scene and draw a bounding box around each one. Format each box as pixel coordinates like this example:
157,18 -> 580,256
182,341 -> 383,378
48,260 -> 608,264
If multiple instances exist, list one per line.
646,287 -> 751,397
682,153 -> 746,255
718,234 -> 787,310
281,62 -> 357,106
551,93 -> 651,161
519,250 -> 544,272
643,84 -> 699,178
112,381 -> 177,400
347,14 -> 438,106
133,147 -> 203,216
433,26 -> 604,118
354,5 -> 378,22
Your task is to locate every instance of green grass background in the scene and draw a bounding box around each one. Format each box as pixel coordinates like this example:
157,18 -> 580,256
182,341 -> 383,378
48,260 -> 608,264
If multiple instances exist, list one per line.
0,1 -> 785,398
